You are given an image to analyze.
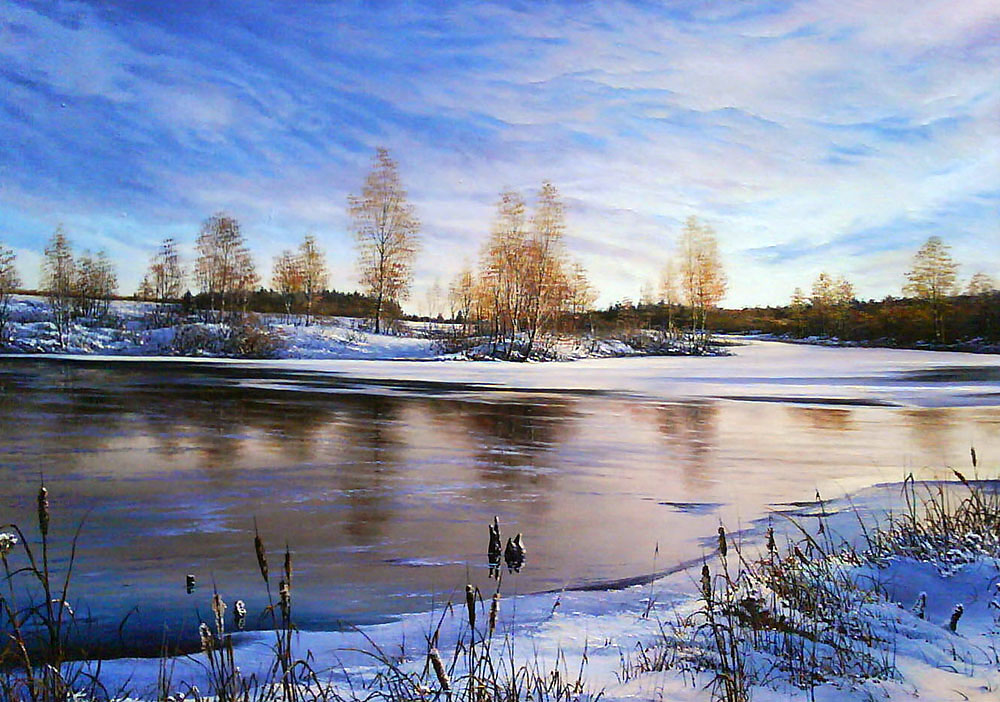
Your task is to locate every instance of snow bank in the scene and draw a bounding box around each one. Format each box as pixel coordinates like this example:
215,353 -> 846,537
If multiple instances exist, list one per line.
74,481 -> 1000,701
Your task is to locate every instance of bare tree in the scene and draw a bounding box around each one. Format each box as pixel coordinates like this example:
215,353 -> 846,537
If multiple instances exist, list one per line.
41,226 -> 76,346
448,267 -> 476,325
0,243 -> 21,342
567,261 -> 597,316
139,238 -> 184,302
904,236 -> 958,343
678,216 -> 727,335
659,258 -> 679,332
298,234 -> 328,326
75,250 -> 117,319
272,249 -> 304,320
348,148 -> 420,334
425,278 -> 443,320
195,213 -> 258,318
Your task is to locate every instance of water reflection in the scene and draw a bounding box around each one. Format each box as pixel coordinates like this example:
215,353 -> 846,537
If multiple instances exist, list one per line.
1,359 -> 999,656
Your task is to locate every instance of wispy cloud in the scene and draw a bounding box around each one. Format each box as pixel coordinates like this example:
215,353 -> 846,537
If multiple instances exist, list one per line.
1,0 -> 997,305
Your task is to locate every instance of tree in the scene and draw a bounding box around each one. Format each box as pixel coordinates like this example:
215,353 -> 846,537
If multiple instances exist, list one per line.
139,238 -> 184,302
0,243 -> 21,342
789,287 -> 808,337
41,226 -> 76,345
903,236 -> 958,343
425,278 -> 443,319
678,216 -> 727,334
479,189 -> 529,355
966,272 -> 996,296
272,249 -> 304,320
521,182 -> 570,358
448,267 -> 476,325
195,213 -> 258,318
567,262 -> 597,316
659,258 -> 679,332
74,250 -> 117,318
348,148 -> 420,334
298,234 -> 328,326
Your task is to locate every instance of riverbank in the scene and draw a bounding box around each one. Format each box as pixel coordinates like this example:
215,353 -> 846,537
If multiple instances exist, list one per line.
4,476 -> 999,701
1,295 -> 725,362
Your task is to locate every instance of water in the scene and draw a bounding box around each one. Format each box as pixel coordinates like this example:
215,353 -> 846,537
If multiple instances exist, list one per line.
1,349 -> 999,657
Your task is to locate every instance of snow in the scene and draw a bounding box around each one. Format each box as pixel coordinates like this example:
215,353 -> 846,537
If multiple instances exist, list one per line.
68,482 -> 1000,701
7,296 -> 999,408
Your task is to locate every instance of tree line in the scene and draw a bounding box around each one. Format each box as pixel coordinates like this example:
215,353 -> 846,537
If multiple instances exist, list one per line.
708,236 -> 997,346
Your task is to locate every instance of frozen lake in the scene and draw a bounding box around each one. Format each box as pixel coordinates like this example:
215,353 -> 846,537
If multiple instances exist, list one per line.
1,340 -> 998,657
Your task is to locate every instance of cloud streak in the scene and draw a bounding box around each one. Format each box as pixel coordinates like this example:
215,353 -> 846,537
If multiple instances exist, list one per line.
1,0 -> 997,306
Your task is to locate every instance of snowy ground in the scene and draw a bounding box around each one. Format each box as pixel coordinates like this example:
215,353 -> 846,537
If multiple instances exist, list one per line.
72,481 -> 1000,701
1,295 -> 438,359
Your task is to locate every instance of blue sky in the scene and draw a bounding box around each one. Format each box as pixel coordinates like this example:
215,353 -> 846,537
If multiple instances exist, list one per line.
1,0 -> 998,309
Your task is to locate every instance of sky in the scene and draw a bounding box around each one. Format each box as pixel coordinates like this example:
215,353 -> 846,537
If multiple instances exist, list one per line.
1,0 -> 998,310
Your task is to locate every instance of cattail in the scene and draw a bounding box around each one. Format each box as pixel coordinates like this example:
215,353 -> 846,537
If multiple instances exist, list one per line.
717,527 -> 727,558
283,545 -> 292,589
700,564 -> 711,604
37,485 -> 49,537
278,578 -> 290,618
953,469 -> 970,486
912,592 -> 926,619
766,526 -> 775,555
253,521 -> 268,584
488,591 -> 500,637
465,584 -> 476,630
971,446 -> 977,468
428,647 -> 450,692
186,574 -> 196,594
234,600 -> 247,630
212,592 -> 227,634
199,622 -> 214,652
948,604 -> 964,632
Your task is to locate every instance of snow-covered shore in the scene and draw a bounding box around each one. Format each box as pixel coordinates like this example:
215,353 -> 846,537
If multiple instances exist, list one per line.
69,480 -> 1000,701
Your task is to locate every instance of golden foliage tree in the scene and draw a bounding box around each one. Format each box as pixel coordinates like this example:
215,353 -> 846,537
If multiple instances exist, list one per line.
678,216 -> 727,334
195,213 -> 258,317
298,234 -> 328,325
904,236 -> 958,342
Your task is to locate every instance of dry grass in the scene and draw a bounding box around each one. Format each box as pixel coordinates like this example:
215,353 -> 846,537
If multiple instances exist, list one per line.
627,450 -> 1000,701
1,494 -> 597,702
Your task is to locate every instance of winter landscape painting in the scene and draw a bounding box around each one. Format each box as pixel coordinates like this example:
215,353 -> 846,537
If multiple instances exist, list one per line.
1,1 -> 1000,700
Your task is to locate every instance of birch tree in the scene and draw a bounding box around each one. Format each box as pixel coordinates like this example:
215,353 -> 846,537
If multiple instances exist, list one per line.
0,243 -> 20,342
272,249 -> 304,320
904,236 -> 958,343
75,250 -> 117,318
678,216 -> 727,334
348,148 -> 419,334
41,227 -> 76,345
966,272 -> 996,296
139,238 -> 184,301
479,189 -> 529,354
195,213 -> 258,318
448,267 -> 476,325
659,258 -> 679,332
298,234 -> 328,325
522,182 -> 570,358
